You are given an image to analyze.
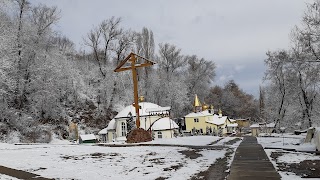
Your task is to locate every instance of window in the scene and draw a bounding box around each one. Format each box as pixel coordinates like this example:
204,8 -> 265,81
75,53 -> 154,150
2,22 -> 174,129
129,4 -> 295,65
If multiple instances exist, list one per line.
121,122 -> 126,136
194,118 -> 199,123
157,132 -> 163,139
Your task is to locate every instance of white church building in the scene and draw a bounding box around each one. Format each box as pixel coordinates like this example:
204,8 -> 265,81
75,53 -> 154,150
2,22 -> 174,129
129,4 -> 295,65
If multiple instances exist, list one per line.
98,102 -> 179,142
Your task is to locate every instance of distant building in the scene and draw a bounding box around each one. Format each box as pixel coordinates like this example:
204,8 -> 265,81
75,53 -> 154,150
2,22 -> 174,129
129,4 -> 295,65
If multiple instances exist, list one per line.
206,111 -> 238,136
234,118 -> 250,134
184,94 -> 237,136
98,100 -> 178,143
250,122 -> 275,136
235,118 -> 250,128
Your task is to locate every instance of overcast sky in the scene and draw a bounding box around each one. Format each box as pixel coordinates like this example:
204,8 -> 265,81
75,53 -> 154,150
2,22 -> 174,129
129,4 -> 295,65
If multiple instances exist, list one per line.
30,0 -> 309,97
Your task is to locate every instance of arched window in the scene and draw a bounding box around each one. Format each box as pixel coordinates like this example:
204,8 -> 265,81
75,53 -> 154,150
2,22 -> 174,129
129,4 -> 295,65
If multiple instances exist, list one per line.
121,122 -> 126,136
157,131 -> 163,139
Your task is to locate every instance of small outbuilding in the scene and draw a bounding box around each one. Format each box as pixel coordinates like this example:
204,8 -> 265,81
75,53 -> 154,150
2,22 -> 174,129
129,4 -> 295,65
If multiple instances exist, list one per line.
235,118 -> 250,128
250,122 -> 275,137
79,134 -> 97,144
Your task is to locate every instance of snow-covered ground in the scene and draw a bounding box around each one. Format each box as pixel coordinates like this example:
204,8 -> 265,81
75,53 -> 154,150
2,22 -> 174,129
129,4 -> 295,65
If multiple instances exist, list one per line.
140,136 -> 241,147
0,174 -> 19,180
258,134 -> 320,180
258,134 -> 316,151
143,136 -> 218,146
0,136 -> 240,180
4,134 -> 318,180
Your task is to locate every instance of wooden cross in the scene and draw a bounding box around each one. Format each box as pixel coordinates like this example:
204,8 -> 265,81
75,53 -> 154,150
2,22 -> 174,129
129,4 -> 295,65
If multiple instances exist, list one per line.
114,52 -> 155,128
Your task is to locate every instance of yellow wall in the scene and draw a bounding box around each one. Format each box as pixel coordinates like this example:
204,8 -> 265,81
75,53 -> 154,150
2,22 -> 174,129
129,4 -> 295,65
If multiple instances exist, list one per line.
185,115 -> 231,135
204,123 -> 226,136
185,116 -> 210,133
205,123 -> 218,131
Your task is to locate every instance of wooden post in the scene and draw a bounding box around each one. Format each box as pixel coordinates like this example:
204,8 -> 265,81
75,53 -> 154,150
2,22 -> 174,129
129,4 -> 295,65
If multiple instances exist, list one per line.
114,53 -> 155,130
130,54 -> 140,128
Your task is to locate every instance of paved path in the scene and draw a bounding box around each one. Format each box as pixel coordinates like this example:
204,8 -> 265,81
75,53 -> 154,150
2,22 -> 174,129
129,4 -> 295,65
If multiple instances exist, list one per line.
0,165 -> 52,180
97,143 -> 226,150
228,136 -> 281,180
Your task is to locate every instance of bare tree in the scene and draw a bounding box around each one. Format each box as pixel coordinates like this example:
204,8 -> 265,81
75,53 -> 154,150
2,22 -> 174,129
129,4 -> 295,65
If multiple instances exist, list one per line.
31,4 -> 60,37
135,27 -> 155,98
84,17 -> 122,78
158,43 -> 186,80
14,0 -> 30,109
185,55 -> 215,99
106,30 -> 136,114
264,50 -> 290,129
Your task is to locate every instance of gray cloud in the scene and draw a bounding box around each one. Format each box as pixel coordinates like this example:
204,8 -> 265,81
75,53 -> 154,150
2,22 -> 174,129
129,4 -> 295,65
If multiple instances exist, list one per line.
30,0 -> 308,96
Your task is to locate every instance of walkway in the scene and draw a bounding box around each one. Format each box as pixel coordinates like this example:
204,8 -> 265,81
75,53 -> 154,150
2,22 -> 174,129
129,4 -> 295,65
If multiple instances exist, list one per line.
228,136 -> 281,180
0,165 -> 52,180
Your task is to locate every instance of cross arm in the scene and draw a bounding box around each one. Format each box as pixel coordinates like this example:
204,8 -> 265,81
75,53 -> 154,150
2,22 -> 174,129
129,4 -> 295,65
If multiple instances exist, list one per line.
114,62 -> 155,72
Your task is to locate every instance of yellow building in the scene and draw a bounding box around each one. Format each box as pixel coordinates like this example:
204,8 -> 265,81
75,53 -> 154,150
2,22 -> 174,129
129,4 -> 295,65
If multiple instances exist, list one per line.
205,112 -> 237,136
184,110 -> 213,134
184,95 -> 237,136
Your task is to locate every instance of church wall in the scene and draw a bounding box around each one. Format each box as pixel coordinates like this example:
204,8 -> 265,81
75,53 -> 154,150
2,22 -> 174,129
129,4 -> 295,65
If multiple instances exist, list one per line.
107,131 -> 115,142
185,116 -> 212,134
153,129 -> 175,139
115,119 -> 127,138
139,116 -> 162,130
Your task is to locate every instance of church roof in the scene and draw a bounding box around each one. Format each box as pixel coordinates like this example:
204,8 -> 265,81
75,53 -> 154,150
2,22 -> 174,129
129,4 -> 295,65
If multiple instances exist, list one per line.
115,102 -> 164,119
206,114 -> 228,125
227,123 -> 238,127
98,119 -> 116,134
98,127 -> 108,134
184,110 -> 212,118
151,117 -> 179,131
250,122 -> 275,128
193,94 -> 201,107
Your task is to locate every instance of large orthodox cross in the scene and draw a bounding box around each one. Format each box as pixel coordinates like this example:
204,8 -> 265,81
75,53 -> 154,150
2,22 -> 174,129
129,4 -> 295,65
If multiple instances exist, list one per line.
114,52 -> 155,128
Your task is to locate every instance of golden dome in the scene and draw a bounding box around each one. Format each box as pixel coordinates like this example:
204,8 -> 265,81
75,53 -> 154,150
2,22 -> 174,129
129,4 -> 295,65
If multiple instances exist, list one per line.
139,96 -> 145,102
209,105 -> 214,109
202,102 -> 209,110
